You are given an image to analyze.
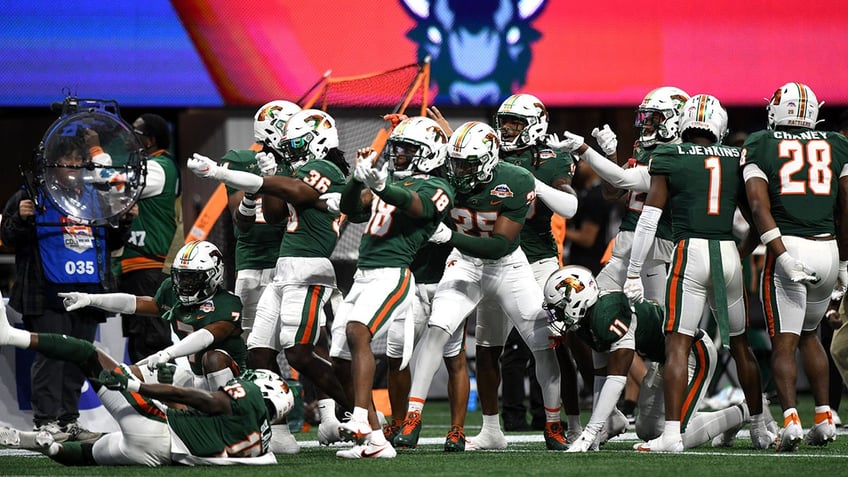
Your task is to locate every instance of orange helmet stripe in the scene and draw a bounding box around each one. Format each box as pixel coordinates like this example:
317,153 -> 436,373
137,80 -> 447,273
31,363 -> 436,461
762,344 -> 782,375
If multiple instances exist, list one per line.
795,82 -> 808,121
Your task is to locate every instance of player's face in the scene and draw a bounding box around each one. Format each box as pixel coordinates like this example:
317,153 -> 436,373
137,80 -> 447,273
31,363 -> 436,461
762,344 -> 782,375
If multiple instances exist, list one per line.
635,109 -> 662,135
498,116 -> 527,142
388,142 -> 420,172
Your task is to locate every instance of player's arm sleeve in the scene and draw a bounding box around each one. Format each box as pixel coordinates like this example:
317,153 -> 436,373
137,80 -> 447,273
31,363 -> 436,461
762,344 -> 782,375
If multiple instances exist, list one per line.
140,160 -> 166,199
374,183 -> 414,211
339,178 -> 370,219
534,178 -> 578,219
627,205 -> 662,276
447,233 -> 512,260
579,147 -> 650,192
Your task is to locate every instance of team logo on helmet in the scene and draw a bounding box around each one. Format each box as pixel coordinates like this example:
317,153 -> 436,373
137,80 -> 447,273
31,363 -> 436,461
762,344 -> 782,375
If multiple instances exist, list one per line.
555,277 -> 585,294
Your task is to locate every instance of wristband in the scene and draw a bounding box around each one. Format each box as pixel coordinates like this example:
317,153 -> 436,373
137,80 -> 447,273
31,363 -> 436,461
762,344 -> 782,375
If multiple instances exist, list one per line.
127,379 -> 141,392
238,198 -> 257,217
760,228 -> 781,245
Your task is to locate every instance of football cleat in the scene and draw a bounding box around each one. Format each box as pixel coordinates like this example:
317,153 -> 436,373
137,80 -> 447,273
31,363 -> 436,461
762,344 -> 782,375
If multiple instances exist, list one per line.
269,429 -> 300,455
0,427 -> 54,450
776,413 -> 803,452
606,408 -> 628,440
335,441 -> 397,459
466,427 -> 508,451
444,425 -> 466,452
804,411 -> 836,447
635,434 -> 684,453
393,410 -> 422,448
317,419 -> 343,446
383,421 -> 401,443
338,419 -> 372,446
566,430 -> 598,453
544,421 -> 569,451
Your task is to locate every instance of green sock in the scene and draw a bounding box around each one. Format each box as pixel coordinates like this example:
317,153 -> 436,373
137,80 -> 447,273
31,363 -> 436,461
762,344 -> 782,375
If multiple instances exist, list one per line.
35,334 -> 96,365
51,441 -> 97,466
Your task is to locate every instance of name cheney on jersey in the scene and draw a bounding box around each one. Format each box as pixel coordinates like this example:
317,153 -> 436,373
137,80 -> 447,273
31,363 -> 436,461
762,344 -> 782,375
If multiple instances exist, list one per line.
770,130 -> 830,141
675,145 -> 741,157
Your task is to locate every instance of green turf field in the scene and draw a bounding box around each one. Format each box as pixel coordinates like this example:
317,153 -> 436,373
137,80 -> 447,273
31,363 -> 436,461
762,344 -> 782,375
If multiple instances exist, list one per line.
1,395 -> 846,476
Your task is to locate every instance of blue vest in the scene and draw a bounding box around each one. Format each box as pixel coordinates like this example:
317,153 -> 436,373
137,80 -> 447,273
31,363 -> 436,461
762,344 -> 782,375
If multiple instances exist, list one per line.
35,198 -> 108,285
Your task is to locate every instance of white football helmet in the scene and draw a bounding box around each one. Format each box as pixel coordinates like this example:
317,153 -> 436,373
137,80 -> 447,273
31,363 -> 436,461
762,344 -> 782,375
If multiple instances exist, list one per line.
635,86 -> 690,147
543,266 -> 599,334
385,116 -> 448,177
679,94 -> 728,144
279,109 -> 339,169
253,100 -> 301,149
171,240 -> 225,306
767,82 -> 821,130
446,121 -> 500,193
245,369 -> 294,425
495,93 -> 549,151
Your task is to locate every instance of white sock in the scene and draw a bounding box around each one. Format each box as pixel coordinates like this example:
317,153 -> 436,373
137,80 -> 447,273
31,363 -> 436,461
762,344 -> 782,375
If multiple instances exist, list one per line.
815,405 -> 831,415
663,420 -> 681,440
683,407 -> 742,448
408,328 -> 450,400
318,399 -> 337,423
369,429 -> 387,445
482,413 -> 501,432
567,414 -> 582,432
352,406 -> 368,422
272,423 -> 292,438
784,407 -> 798,419
407,399 -> 424,414
545,407 -> 561,423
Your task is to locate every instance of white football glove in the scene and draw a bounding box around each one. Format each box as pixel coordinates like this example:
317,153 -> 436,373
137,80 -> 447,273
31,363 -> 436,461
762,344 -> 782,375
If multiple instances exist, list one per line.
187,153 -> 221,179
832,260 -> 848,301
591,124 -> 618,156
566,429 -> 598,453
319,192 -> 342,215
428,222 -> 453,244
352,160 -> 371,183
546,131 -> 585,153
623,276 -> 645,303
255,152 -> 278,177
58,292 -> 91,312
137,349 -> 173,371
776,252 -> 820,284
362,163 -> 389,192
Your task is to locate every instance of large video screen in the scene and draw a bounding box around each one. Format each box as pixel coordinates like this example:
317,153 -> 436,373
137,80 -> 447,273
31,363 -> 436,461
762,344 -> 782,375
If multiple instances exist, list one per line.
2,1 -> 846,107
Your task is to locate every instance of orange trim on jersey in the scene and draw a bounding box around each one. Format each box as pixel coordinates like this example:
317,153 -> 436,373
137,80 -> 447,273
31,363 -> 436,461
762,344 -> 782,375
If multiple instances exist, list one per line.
370,270 -> 411,334
762,253 -> 776,335
666,241 -> 687,331
681,338 -> 708,417
299,286 -> 322,344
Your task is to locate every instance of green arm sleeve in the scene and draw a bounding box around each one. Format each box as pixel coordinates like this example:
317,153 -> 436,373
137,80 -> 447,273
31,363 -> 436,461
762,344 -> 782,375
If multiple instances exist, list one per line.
374,183 -> 413,210
448,233 -> 512,260
339,179 -> 369,220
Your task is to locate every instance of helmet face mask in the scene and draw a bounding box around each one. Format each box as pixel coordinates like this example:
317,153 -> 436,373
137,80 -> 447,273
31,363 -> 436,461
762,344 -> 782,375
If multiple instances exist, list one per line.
495,94 -> 549,152
384,117 -> 447,178
542,266 -> 600,335
767,82 -> 820,130
679,94 -> 729,144
635,86 -> 690,148
446,121 -> 499,193
171,241 -> 224,306
280,109 -> 338,169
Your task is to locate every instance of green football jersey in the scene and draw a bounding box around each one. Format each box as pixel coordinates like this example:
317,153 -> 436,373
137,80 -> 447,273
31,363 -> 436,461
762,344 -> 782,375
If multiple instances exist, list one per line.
449,162 -> 536,257
167,377 -> 271,458
357,175 -> 454,269
649,143 -> 742,241
279,159 -> 345,259
575,292 -> 665,362
617,147 -> 673,241
742,129 -> 848,236
155,278 -> 247,376
120,151 -> 180,273
502,146 -> 573,262
221,149 -> 286,271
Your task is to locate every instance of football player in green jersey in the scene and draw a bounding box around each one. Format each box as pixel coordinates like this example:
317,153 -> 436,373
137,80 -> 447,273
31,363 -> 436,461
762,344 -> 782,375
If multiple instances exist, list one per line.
188,109 -> 352,445
542,266 -> 774,452
743,82 -> 848,450
396,121 -> 566,451
481,93 -> 584,445
329,118 -> 455,459
0,291 -> 293,466
621,94 -> 770,452
340,117 -> 471,452
221,100 -> 303,454
60,241 -> 247,391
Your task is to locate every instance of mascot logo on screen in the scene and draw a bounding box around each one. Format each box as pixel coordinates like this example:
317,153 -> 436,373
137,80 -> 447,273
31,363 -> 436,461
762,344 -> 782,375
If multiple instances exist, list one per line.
400,0 -> 547,106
